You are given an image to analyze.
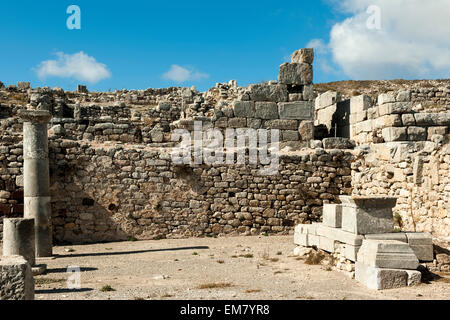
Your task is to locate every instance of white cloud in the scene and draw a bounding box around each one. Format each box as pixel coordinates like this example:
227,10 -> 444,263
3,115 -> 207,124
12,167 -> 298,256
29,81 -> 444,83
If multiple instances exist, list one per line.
313,0 -> 450,79
163,65 -> 209,82
36,52 -> 111,83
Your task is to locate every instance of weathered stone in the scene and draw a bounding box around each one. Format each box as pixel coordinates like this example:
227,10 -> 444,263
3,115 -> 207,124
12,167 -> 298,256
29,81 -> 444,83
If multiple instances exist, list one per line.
3,218 -> 35,266
396,90 -> 411,102
0,256 -> 34,300
255,102 -> 279,120
407,127 -> 427,141
350,95 -> 373,114
278,63 -> 313,85
357,239 -> 419,270
315,224 -> 364,246
378,93 -> 395,105
298,120 -> 314,141
263,119 -> 298,130
322,204 -> 342,228
19,110 -> 52,258
374,114 -> 402,129
340,196 -> 396,235
379,102 -> 412,115
318,236 -> 335,253
233,101 -> 255,118
355,262 -> 408,290
278,101 -> 313,120
315,91 -> 341,110
364,233 -> 407,243
281,130 -> 299,141
406,270 -> 421,286
382,127 -> 407,142
248,83 -> 288,102
322,137 -> 355,150
405,232 -> 434,262
291,48 -> 314,65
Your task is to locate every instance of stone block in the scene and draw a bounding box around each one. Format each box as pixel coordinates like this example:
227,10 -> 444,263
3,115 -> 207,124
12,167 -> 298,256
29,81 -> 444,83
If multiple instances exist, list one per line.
278,63 -> 313,85
322,137 -> 355,149
378,93 -> 395,105
414,113 -> 450,126
350,95 -> 372,114
316,104 -> 336,130
281,130 -> 299,141
291,48 -> 314,65
357,240 -> 419,270
340,196 -> 396,235
302,84 -> 314,101
322,204 -> 342,228
355,120 -> 373,134
255,102 -> 279,120
406,270 -> 422,286
263,119 -> 298,130
378,102 -> 412,115
355,262 -> 408,290
405,232 -> 433,261
294,232 -> 308,247
316,224 -> 364,246
298,120 -> 314,141
318,236 -> 336,253
343,244 -> 361,262
382,127 -> 407,142
402,114 -> 416,126
396,90 -> 411,102
365,233 -> 407,242
407,126 -> 427,141
308,234 -> 320,247
278,101 -> 313,120
349,111 -> 367,124
248,83 -> 288,102
427,126 -> 448,137
233,101 -> 255,118
374,114 -> 402,129
315,91 -> 341,110
0,256 -> 34,300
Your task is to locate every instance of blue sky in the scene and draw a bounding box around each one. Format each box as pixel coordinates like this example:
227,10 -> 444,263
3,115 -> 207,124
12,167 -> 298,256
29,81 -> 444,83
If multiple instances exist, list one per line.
1,0 -> 449,92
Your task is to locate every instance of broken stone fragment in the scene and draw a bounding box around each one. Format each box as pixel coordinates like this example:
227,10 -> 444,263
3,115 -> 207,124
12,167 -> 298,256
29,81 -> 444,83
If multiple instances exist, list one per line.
291,48 -> 314,65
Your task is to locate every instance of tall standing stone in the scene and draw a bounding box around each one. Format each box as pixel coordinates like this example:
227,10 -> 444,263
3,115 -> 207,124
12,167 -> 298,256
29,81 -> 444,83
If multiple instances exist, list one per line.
18,110 -> 53,257
3,218 -> 35,266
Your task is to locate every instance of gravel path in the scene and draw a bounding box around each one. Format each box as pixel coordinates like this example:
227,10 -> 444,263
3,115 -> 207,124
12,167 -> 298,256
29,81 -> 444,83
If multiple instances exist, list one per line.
8,235 -> 448,300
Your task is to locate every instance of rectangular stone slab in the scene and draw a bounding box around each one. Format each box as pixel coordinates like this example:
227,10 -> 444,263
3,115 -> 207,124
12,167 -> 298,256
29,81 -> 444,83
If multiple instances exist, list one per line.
340,197 -> 396,235
357,240 -> 419,270
355,262 -> 408,290
365,233 -> 408,242
318,236 -> 336,253
322,204 -> 342,228
316,224 -> 364,246
343,244 -> 361,262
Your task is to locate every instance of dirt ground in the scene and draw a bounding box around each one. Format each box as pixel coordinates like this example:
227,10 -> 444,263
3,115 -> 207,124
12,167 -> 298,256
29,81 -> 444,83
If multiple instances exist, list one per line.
3,235 -> 449,300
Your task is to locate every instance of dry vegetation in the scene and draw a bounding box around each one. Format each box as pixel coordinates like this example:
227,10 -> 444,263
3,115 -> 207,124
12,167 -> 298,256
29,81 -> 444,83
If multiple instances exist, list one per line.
314,79 -> 450,99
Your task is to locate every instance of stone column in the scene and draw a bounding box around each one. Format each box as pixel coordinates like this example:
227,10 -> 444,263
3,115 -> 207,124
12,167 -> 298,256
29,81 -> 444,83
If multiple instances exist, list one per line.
3,218 -> 36,266
18,110 -> 53,257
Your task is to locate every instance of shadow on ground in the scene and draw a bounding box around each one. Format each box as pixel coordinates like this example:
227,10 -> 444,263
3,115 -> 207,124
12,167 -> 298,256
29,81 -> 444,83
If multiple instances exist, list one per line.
54,246 -> 210,258
36,288 -> 94,294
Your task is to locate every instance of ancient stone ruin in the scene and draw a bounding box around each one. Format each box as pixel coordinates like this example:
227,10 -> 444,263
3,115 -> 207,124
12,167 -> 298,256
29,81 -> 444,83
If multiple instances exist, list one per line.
0,48 -> 449,298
